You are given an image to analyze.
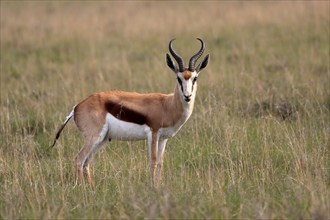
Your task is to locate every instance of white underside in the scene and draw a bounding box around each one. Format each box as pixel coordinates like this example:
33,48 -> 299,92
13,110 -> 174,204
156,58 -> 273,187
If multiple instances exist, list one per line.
105,112 -> 191,141
106,113 -> 150,141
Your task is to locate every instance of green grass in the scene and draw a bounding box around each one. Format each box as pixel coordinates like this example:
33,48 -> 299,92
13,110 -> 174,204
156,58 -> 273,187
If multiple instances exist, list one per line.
1,1 -> 329,219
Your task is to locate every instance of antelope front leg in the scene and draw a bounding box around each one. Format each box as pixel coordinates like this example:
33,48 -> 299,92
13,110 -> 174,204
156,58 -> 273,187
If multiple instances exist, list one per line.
155,139 -> 168,186
148,131 -> 159,187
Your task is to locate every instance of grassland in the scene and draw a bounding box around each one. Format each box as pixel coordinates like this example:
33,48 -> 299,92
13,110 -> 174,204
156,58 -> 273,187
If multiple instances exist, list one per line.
1,1 -> 329,219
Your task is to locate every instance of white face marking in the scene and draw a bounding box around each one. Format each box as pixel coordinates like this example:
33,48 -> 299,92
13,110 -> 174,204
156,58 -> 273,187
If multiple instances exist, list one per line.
106,113 -> 150,141
177,71 -> 198,103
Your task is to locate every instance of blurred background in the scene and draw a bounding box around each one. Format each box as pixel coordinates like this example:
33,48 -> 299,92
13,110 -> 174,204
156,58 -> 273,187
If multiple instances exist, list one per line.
1,2 -> 328,119
0,2 -> 329,219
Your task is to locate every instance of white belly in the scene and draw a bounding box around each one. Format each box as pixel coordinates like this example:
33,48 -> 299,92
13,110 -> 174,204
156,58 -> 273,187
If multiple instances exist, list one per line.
106,108 -> 191,141
106,113 -> 150,141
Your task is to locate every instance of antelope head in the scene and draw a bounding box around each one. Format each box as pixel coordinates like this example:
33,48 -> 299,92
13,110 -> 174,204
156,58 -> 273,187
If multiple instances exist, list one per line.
166,38 -> 209,103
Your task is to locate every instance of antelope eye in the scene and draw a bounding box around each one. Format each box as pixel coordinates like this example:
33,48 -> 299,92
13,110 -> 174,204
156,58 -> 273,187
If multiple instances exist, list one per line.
193,77 -> 198,83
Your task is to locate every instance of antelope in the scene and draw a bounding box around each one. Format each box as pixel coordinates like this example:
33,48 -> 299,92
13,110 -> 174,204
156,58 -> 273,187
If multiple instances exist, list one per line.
52,38 -> 209,187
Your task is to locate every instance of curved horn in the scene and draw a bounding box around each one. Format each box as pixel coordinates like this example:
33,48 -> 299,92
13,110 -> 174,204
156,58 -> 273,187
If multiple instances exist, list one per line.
169,39 -> 184,72
188,38 -> 205,71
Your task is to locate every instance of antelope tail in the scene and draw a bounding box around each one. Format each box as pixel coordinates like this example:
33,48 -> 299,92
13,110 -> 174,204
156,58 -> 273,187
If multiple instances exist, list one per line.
51,106 -> 75,148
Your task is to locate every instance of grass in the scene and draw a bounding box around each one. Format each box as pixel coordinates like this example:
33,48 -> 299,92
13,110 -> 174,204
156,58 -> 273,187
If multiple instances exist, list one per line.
1,1 -> 329,219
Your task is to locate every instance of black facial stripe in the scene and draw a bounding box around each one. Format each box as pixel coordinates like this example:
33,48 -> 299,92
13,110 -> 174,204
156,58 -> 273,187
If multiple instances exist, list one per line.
177,77 -> 184,93
177,77 -> 182,85
192,77 -> 197,92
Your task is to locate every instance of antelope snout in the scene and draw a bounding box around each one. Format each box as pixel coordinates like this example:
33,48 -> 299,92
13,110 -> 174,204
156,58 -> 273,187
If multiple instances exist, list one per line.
183,94 -> 192,102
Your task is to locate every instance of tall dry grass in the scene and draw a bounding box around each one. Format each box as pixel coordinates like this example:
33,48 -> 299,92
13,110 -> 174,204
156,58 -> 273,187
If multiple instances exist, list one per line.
1,1 -> 329,219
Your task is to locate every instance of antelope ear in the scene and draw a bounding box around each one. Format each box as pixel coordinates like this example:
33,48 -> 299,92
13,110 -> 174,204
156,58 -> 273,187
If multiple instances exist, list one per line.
196,54 -> 209,73
166,53 -> 177,73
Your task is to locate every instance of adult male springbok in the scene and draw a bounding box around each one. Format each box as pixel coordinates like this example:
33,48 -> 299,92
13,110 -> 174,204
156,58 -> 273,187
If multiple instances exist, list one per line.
52,38 -> 209,186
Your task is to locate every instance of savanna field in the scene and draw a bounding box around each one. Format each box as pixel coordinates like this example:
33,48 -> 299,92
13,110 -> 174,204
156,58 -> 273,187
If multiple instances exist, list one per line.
0,2 -> 329,219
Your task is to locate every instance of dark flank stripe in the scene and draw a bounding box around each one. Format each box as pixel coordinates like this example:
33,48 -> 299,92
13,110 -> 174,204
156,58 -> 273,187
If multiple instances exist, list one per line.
104,100 -> 147,125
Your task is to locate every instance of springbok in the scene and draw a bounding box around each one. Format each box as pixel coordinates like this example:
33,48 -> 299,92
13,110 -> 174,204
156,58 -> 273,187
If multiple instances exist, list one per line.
52,38 -> 209,187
